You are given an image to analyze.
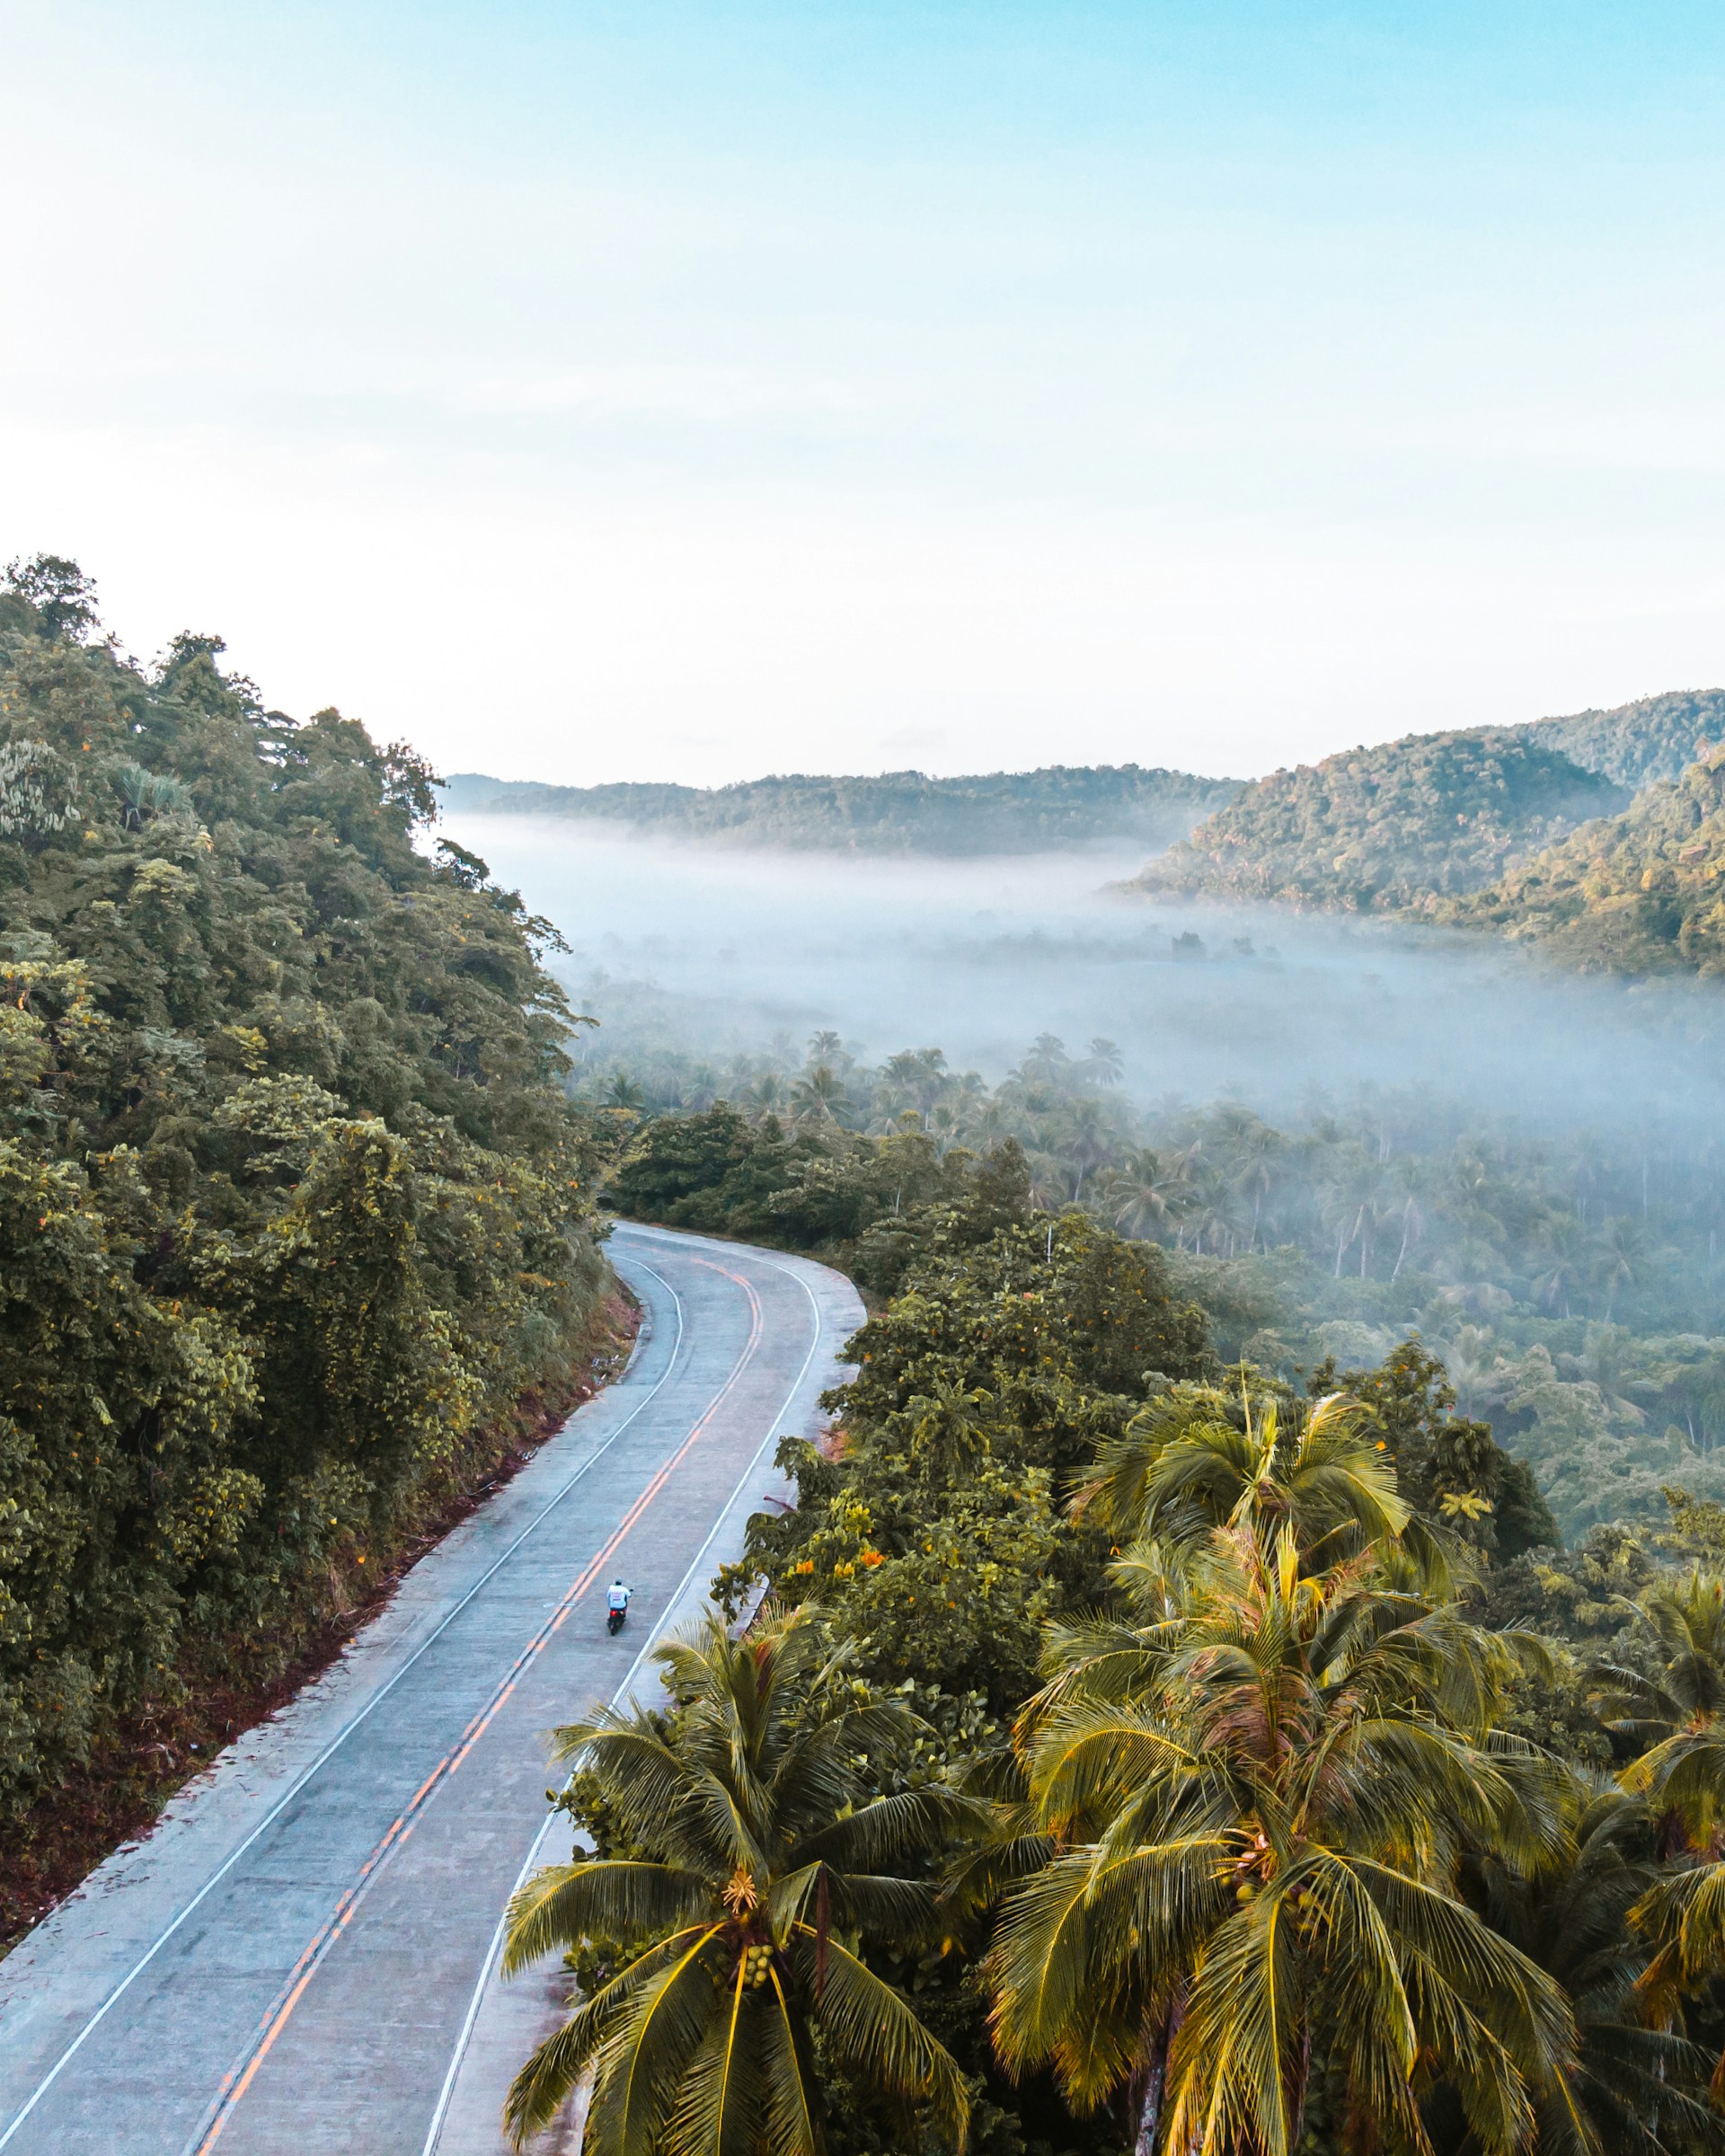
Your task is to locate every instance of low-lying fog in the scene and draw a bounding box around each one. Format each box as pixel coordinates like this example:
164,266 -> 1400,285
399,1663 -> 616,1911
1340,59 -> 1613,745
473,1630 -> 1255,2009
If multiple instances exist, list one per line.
443,812 -> 1725,1133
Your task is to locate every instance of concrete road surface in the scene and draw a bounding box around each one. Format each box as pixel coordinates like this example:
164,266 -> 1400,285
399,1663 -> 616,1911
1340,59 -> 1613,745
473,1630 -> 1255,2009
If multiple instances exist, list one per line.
0,1224 -> 862,2155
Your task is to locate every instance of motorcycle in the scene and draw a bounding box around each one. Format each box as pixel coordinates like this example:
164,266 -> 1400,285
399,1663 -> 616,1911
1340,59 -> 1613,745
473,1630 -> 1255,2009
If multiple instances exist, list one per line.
606,1603 -> 628,1636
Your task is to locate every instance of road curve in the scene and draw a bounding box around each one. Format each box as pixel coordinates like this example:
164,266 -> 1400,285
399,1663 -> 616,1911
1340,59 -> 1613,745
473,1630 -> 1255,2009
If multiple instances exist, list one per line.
0,1224 -> 862,2155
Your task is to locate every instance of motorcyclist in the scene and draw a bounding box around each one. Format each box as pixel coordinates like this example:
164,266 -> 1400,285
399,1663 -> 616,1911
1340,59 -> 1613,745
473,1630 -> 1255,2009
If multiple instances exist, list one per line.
606,1579 -> 631,1632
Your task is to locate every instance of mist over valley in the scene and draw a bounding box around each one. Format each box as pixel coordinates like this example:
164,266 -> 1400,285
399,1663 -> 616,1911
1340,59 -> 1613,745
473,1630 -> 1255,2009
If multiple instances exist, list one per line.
443,810 -> 1725,1139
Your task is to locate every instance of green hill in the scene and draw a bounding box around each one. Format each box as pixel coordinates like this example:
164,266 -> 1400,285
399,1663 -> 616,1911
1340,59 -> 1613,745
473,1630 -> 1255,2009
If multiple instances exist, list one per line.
0,557 -> 608,1813
438,764 -> 1239,855
1517,687 -> 1725,790
1459,743 -> 1725,973
1130,727 -> 1626,913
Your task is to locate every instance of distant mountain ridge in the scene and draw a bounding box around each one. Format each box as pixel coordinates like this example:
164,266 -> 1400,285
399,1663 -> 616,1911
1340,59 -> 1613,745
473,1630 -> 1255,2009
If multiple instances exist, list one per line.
438,689 -> 1725,969
438,764 -> 1241,856
1126,686 -> 1725,976
1517,688 -> 1725,790
1131,728 -> 1630,913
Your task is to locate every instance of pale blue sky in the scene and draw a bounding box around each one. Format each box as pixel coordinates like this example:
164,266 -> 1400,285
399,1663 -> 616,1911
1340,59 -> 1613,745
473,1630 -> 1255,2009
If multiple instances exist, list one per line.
5,2 -> 1725,782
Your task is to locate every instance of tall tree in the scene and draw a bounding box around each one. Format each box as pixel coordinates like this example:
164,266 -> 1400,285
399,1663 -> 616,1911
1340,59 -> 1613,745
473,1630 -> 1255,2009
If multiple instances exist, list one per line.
502,1610 -> 972,2152
987,1524 -> 1574,2156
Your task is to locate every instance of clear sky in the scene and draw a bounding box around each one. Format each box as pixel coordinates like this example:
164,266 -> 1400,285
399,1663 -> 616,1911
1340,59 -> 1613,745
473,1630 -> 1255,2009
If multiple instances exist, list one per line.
5,1 -> 1725,785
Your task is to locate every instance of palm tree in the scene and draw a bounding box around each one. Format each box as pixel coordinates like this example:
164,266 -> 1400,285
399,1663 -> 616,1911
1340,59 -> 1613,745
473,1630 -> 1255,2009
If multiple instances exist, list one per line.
1572,1327 -> 1651,1432
1439,1324 -> 1510,1422
1519,1573 -> 1725,2116
1532,1215 -> 1590,1318
986,1524 -> 1574,2156
1597,1570 -> 1725,1766
743,1071 -> 787,1124
111,758 -> 192,828
1071,1383 -> 1411,1568
1181,1152 -> 1244,1258
1057,1095 -> 1118,1203
789,1064 -> 850,1127
901,1375 -> 998,1480
1595,1216 -> 1649,1323
1384,1157 -> 1429,1282
1024,1150 -> 1069,1214
1599,1626 -> 1725,2115
502,1609 -> 971,2152
1096,1147 -> 1184,1241
1080,1038 -> 1125,1089
1646,1341 -> 1725,1457
1205,1105 -> 1280,1253
1453,1781 -> 1717,2156
1319,1147 -> 1390,1278
1018,1034 -> 1071,1088
880,1048 -> 951,1121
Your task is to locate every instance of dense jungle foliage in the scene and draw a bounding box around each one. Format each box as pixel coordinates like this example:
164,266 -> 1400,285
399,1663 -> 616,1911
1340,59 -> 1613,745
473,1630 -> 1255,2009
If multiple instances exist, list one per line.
438,764 -> 1239,855
0,557 -> 609,1815
533,1129 -> 1725,2156
597,1030 -> 1725,1542
1134,729 -> 1626,913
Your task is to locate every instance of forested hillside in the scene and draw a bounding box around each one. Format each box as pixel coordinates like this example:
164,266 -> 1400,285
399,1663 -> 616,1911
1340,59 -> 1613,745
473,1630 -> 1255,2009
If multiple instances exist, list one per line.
1460,744 -> 1725,975
0,557 -> 611,1833
1122,688 -> 1725,978
1522,687 -> 1725,790
1131,727 -> 1625,911
440,763 -> 1238,854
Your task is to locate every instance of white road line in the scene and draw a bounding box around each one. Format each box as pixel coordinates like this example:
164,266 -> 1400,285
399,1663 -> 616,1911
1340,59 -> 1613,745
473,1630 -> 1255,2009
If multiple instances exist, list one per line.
0,1259 -> 687,2154
419,1244 -> 828,2156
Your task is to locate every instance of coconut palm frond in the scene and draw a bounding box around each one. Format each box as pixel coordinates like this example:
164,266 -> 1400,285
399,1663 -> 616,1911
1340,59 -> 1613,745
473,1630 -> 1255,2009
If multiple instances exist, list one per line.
500,1860 -> 711,1975
504,1604 -> 967,2152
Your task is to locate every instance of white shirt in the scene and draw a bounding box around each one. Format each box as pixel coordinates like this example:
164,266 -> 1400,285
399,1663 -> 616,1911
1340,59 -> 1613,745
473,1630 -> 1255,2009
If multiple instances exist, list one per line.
607,1585 -> 629,1611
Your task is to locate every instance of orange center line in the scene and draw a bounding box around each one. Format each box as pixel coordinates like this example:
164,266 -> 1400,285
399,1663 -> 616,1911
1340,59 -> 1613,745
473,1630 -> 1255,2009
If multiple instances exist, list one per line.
189,1261 -> 765,2154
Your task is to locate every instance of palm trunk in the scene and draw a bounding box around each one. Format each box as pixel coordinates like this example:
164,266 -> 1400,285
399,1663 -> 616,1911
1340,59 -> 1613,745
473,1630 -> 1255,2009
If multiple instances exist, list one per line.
1132,2051 -> 1164,2156
1391,1200 -> 1412,1280
1131,1997 -> 1183,2156
1286,2024 -> 1313,2151
1344,2076 -> 1379,2156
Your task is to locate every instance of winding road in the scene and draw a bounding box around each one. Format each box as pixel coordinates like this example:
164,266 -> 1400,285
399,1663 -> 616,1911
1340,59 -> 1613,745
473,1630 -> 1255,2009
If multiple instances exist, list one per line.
0,1224 -> 862,2154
